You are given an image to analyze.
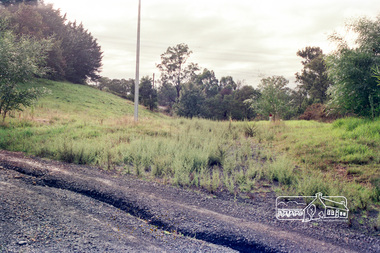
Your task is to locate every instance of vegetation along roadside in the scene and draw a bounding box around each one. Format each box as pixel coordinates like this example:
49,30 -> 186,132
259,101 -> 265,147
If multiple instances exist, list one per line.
0,80 -> 379,234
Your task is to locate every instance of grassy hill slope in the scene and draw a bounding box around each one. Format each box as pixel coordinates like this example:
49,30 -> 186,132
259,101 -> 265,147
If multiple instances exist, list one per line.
19,79 -> 161,120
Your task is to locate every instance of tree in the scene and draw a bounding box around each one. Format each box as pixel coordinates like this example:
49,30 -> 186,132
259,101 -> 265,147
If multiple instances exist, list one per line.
157,43 -> 199,99
0,31 -> 49,121
36,4 -> 67,80
220,76 -> 237,90
62,22 -> 103,84
295,47 -> 330,103
246,76 -> 293,121
326,15 -> 380,118
192,68 -> 219,98
232,85 -> 259,120
139,76 -> 157,111
158,82 -> 177,109
373,65 -> 380,86
2,3 -> 102,83
175,83 -> 205,118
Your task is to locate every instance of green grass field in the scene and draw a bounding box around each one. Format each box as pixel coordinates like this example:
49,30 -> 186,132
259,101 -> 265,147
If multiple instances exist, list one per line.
1,79 -> 379,230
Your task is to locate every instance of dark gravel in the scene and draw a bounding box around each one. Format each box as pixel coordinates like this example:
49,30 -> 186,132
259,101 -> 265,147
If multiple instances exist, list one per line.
0,150 -> 379,252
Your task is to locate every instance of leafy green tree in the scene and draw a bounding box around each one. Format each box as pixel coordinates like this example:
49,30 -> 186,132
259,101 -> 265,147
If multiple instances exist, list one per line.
0,31 -> 49,121
139,76 -> 157,111
157,43 -> 199,99
296,46 -> 330,103
246,76 -> 293,121
157,82 -> 177,109
220,76 -> 237,90
175,83 -> 205,118
326,15 -> 380,118
192,68 -> 219,98
232,85 -> 259,120
2,3 -> 102,83
202,94 -> 225,120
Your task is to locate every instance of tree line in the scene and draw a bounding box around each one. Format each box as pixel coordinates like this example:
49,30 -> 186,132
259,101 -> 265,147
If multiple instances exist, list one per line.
0,1 -> 102,84
1,0 -> 379,121
100,14 -> 379,120
153,15 -> 379,120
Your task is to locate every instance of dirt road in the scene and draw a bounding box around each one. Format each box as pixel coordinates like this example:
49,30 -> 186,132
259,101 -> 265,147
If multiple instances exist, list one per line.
0,150 -> 379,252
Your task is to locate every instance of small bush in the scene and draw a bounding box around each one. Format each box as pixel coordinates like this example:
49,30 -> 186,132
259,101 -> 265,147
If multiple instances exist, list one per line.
207,145 -> 226,167
266,156 -> 296,186
300,103 -> 340,122
243,122 -> 257,137
299,103 -> 327,121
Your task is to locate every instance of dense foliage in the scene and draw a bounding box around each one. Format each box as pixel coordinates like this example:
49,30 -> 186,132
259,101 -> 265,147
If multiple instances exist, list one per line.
0,30 -> 48,120
0,2 -> 103,84
326,15 -> 380,118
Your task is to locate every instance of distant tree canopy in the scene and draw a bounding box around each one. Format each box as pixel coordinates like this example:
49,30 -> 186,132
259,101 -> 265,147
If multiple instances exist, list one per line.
157,43 -> 199,99
0,3 -> 103,84
156,44 -> 259,120
97,77 -> 133,99
296,46 -> 330,104
246,76 -> 294,121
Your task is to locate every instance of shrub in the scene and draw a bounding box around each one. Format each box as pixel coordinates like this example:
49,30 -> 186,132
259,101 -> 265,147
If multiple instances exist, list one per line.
299,103 -> 327,121
243,122 -> 257,137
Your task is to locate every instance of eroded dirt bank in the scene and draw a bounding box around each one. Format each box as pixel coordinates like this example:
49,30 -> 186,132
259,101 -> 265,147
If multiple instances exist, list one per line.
0,150 -> 379,252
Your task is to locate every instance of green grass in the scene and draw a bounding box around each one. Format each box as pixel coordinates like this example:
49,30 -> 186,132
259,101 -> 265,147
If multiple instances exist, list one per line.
248,119 -> 380,214
1,79 -> 379,230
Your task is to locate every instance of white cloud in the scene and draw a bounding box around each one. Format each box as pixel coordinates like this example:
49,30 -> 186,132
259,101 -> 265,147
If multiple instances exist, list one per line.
45,0 -> 380,88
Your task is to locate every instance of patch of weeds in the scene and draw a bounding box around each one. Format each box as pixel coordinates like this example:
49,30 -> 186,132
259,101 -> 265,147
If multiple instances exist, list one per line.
235,170 -> 247,186
370,176 -> 380,201
58,140 -> 75,163
208,145 -> 226,167
344,183 -> 375,211
200,167 -> 212,192
267,156 -> 296,186
224,174 -> 235,194
239,181 -> 254,193
247,163 -> 263,180
36,146 -> 55,158
346,167 -> 363,176
296,172 -> 331,197
243,122 -> 257,138
211,169 -> 221,192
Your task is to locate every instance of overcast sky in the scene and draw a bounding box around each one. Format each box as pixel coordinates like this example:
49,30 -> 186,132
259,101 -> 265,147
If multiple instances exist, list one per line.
44,0 -> 379,88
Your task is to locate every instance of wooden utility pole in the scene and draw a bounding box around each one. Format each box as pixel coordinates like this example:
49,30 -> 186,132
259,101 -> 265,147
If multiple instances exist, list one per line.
134,0 -> 141,122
